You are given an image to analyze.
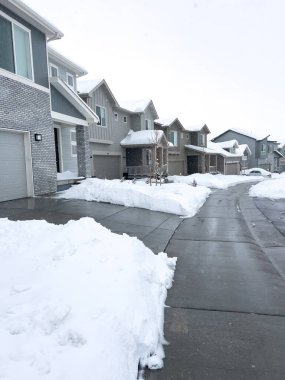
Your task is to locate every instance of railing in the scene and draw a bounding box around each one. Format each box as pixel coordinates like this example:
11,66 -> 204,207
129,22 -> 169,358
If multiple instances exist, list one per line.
126,164 -> 168,177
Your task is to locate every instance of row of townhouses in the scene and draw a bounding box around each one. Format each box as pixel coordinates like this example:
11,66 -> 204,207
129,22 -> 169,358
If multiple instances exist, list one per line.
0,0 -> 283,203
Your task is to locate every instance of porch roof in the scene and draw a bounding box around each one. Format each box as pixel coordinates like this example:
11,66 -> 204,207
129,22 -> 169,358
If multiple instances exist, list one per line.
185,141 -> 241,158
120,130 -> 167,147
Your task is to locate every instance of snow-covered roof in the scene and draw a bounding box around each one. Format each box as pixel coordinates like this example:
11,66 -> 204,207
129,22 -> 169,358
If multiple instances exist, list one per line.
214,128 -> 269,141
77,79 -> 104,94
155,117 -> 184,130
185,141 -> 242,158
215,140 -> 239,149
184,124 -> 210,134
119,99 -> 152,113
274,150 -> 284,157
235,144 -> 252,156
120,130 -> 166,147
48,47 -> 88,77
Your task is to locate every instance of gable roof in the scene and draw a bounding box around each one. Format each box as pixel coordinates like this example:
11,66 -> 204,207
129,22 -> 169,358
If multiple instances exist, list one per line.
120,129 -> 166,147
1,0 -> 63,40
119,99 -> 159,119
213,128 -> 269,141
235,144 -> 252,156
48,47 -> 87,77
184,124 -> 210,134
215,140 -> 239,150
185,141 -> 244,158
155,117 -> 184,130
77,78 -> 119,107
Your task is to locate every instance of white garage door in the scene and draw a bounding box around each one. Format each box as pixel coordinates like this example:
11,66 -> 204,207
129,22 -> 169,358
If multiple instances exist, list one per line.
93,155 -> 121,179
168,160 -> 184,175
0,131 -> 28,202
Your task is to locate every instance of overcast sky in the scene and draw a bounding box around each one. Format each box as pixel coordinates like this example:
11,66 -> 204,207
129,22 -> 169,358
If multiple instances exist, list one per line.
25,0 -> 285,143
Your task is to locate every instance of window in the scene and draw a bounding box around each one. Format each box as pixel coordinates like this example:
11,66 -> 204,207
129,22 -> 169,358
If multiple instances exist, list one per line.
114,112 -> 118,121
96,105 -> 107,127
145,119 -> 151,130
50,64 -> 58,77
200,134 -> 206,146
70,129 -> 77,156
169,131 -> 178,147
146,149 -> 152,166
185,133 -> 189,140
123,116 -> 127,123
66,73 -> 74,89
261,143 -> 266,153
0,12 -> 33,80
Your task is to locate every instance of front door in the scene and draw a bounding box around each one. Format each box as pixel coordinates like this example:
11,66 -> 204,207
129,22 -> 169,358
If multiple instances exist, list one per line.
187,155 -> 199,174
54,128 -> 60,172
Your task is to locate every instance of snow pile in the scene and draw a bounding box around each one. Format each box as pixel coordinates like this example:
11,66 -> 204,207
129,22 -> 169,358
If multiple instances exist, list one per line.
58,178 -> 211,217
57,171 -> 84,180
249,177 -> 285,199
169,173 -> 262,189
0,217 -> 176,380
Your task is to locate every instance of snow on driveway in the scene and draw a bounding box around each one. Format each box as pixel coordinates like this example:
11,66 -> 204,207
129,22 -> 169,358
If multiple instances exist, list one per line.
249,176 -> 285,199
0,217 -> 176,380
58,178 -> 211,217
169,173 -> 263,189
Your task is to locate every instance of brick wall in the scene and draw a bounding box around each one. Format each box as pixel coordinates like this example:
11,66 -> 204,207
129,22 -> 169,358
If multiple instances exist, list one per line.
0,75 -> 57,195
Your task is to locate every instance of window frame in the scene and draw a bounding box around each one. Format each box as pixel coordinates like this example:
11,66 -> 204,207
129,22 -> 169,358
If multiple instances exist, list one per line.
145,119 -> 151,130
169,131 -> 178,147
0,10 -> 34,81
200,133 -> 206,146
66,72 -> 75,89
95,104 -> 107,127
123,115 -> 128,124
261,143 -> 266,153
49,63 -> 58,77
70,129 -> 77,157
114,112 -> 118,121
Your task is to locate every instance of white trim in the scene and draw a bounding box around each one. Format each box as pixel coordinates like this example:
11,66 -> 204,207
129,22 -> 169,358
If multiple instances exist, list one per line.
95,104 -> 107,127
48,47 -> 87,77
123,115 -> 128,123
49,63 -> 58,77
70,128 -> 77,157
51,111 -> 88,126
145,119 -> 151,130
66,72 -> 75,89
0,67 -> 50,93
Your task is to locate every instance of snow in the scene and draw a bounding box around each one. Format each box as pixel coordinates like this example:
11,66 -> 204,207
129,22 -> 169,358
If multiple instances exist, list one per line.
222,128 -> 268,141
120,99 -> 151,113
214,140 -> 239,149
243,167 -> 272,177
185,141 -> 240,158
169,173 -> 263,189
57,171 -> 84,180
235,144 -> 252,156
0,217 -> 176,380
249,177 -> 285,199
121,129 -> 165,146
58,178 -> 211,217
155,118 -> 176,127
77,78 -> 103,94
184,124 -> 206,132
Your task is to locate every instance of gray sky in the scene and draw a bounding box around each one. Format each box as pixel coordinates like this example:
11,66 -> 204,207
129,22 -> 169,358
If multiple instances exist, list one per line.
25,0 -> 285,143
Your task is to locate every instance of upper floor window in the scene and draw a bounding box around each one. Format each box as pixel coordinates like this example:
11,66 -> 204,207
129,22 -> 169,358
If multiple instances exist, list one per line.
96,105 -> 107,127
185,133 -> 190,140
114,112 -> 118,121
50,64 -> 58,77
0,12 -> 33,80
169,131 -> 178,147
200,133 -> 206,146
145,119 -> 151,130
261,143 -> 266,153
123,116 -> 127,123
66,73 -> 74,89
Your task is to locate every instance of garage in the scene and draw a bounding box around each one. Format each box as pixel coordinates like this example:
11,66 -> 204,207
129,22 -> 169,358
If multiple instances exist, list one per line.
168,160 -> 184,175
0,130 -> 30,202
93,155 -> 121,179
225,162 -> 240,175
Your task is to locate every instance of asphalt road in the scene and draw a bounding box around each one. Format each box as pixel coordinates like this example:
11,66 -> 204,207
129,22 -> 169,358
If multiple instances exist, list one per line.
144,182 -> 285,380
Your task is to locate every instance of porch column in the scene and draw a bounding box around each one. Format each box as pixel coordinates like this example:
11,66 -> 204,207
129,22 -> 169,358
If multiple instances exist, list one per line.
76,125 -> 91,178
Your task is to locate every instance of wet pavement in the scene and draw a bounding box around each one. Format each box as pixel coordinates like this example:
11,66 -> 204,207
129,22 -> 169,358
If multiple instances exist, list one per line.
1,185 -> 285,379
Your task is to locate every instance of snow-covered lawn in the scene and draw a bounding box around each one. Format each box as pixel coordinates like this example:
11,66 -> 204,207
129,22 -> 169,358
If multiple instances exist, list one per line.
0,217 -> 176,380
169,173 -> 263,189
58,178 -> 211,217
249,177 -> 285,199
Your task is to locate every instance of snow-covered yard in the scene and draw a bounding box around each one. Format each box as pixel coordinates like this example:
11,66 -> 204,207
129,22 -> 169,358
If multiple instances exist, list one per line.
58,178 -> 211,217
249,176 -> 285,199
169,173 -> 264,189
0,217 -> 176,380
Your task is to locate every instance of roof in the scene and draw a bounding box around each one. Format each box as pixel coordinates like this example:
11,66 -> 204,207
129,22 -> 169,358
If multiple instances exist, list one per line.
50,77 -> 99,124
1,0 -> 63,40
155,117 -> 184,130
120,130 -> 166,147
48,47 -> 88,77
215,140 -> 239,149
77,78 -> 119,107
274,150 -> 284,157
213,128 -> 269,141
185,141 -> 242,158
119,99 -> 159,119
184,124 -> 210,134
235,144 -> 252,156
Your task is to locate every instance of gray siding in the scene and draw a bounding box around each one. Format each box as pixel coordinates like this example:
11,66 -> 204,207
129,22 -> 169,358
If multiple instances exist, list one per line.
0,4 -> 49,88
51,85 -> 85,120
48,58 -> 77,91
0,75 -> 56,195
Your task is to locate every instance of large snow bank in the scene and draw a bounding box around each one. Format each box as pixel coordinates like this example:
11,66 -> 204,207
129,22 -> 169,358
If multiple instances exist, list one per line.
249,177 -> 285,199
0,217 -> 176,380
58,178 -> 211,217
169,173 -> 261,189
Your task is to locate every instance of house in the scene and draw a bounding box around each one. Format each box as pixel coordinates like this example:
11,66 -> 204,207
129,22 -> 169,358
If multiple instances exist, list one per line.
78,79 -> 168,179
212,128 -> 277,171
48,47 -> 98,178
214,140 -> 252,172
0,0 -> 63,202
154,118 -> 187,175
